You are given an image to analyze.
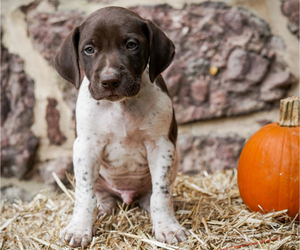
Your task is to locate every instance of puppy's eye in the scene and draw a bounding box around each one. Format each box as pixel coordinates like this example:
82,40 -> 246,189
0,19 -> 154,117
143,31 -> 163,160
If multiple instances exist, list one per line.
126,41 -> 138,50
84,46 -> 94,55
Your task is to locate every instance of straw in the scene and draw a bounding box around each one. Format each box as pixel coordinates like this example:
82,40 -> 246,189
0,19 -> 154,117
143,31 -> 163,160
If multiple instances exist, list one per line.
1,170 -> 298,249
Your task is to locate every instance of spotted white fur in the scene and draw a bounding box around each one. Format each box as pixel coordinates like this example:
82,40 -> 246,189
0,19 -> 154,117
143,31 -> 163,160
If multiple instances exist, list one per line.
60,71 -> 190,247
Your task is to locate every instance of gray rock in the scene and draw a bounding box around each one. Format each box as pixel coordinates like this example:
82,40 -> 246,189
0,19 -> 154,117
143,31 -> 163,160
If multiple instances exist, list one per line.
281,0 -> 299,38
246,52 -> 270,83
225,48 -> 250,81
191,80 -> 208,104
26,11 -> 85,62
39,156 -> 73,188
1,43 -> 39,179
178,133 -> 245,174
1,185 -> 34,203
222,9 -> 245,35
261,70 -> 294,102
131,4 -> 295,123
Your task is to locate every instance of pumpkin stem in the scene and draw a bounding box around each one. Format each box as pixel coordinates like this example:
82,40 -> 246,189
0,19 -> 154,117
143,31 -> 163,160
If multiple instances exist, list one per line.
278,96 -> 300,127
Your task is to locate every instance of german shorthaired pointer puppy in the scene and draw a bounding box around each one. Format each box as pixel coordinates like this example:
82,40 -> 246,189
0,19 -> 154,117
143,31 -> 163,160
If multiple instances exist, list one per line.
54,6 -> 190,248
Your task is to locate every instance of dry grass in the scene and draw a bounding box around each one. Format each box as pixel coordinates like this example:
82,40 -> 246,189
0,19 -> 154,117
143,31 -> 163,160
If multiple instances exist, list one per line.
1,170 -> 299,249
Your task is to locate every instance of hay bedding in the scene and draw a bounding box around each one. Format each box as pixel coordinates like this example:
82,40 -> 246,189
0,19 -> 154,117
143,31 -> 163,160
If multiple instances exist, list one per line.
1,170 -> 298,249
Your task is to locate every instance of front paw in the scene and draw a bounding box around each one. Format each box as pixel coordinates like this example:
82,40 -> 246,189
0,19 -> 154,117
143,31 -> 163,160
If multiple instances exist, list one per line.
153,220 -> 190,244
60,220 -> 93,248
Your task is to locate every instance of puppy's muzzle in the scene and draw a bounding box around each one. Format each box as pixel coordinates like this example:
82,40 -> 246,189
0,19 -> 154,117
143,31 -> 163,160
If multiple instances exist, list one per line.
101,73 -> 121,91
89,70 -> 141,101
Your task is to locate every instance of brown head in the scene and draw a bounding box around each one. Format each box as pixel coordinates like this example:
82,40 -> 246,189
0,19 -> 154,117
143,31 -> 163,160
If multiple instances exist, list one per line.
54,6 -> 175,101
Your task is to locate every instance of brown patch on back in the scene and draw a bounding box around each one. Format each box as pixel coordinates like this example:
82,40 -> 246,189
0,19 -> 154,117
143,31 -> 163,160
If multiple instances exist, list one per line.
155,74 -> 170,96
169,109 -> 177,146
155,75 -> 177,146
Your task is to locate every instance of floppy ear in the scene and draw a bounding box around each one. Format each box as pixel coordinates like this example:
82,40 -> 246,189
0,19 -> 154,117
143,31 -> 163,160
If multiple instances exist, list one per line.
146,20 -> 175,83
54,26 -> 81,89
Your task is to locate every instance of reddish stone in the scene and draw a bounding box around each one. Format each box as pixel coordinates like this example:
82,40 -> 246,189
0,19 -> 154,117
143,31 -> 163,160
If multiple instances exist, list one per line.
222,9 -> 245,34
225,49 -> 250,81
178,134 -> 245,174
281,0 -> 299,38
191,80 -> 208,104
1,44 -> 39,178
26,11 -> 84,62
46,98 -> 67,145
39,156 -> 73,187
131,4 -> 295,123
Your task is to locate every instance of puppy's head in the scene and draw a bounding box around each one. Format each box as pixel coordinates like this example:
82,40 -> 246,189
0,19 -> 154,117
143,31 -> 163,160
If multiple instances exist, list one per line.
54,7 -> 175,101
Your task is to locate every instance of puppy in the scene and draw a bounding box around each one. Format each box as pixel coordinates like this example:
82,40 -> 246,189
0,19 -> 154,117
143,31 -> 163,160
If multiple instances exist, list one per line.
54,6 -> 190,248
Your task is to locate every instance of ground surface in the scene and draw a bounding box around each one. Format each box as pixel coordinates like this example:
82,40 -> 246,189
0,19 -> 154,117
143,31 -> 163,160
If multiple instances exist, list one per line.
1,170 -> 298,249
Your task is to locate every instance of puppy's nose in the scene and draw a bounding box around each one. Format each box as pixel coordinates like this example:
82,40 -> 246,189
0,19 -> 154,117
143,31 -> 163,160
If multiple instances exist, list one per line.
101,74 -> 120,90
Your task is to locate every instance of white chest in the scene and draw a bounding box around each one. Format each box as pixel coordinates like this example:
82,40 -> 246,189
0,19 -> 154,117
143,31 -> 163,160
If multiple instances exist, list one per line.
74,74 -> 173,187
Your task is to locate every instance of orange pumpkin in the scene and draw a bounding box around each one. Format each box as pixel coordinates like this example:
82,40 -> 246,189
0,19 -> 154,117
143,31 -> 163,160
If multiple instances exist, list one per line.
238,97 -> 299,219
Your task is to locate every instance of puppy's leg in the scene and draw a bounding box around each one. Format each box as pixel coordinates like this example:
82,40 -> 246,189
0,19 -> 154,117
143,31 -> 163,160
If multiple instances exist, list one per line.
146,138 -> 190,244
60,138 -> 100,248
95,179 -> 117,217
139,188 -> 152,213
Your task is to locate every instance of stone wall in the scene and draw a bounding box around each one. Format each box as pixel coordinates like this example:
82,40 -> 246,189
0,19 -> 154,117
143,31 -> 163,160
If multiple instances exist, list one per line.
1,43 -> 39,179
1,0 -> 299,188
132,4 -> 295,123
